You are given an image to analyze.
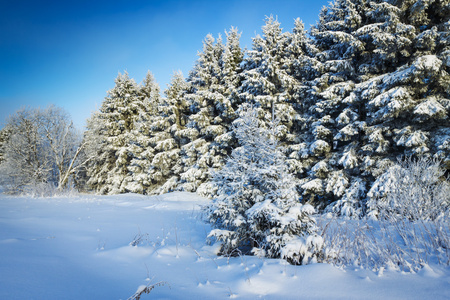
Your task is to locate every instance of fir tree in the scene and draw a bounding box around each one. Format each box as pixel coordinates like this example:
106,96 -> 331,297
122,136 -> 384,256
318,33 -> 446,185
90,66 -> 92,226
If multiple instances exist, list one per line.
240,16 -> 293,122
148,71 -> 188,194
206,105 -> 322,264
239,16 -> 318,179
299,0 -> 450,216
126,71 -> 161,194
177,30 -> 243,194
85,72 -> 151,194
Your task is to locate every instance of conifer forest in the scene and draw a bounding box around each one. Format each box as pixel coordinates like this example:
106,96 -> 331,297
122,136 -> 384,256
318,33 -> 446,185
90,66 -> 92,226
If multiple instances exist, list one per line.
72,0 -> 450,213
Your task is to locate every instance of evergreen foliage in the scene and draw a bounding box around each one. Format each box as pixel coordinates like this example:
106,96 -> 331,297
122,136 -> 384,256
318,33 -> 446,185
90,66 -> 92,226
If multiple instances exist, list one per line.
148,71 -> 188,194
298,0 -> 450,217
206,105 -> 323,264
84,72 -> 160,194
176,29 -> 244,195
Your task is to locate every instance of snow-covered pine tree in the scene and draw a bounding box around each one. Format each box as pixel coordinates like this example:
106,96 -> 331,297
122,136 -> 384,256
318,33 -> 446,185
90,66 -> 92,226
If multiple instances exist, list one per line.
125,71 -> 161,194
239,16 -> 317,180
297,0 -> 367,215
354,0 -> 450,208
239,16 -> 295,127
220,27 -> 245,120
360,0 -> 450,165
83,110 -> 108,193
175,34 -> 224,193
206,105 -> 323,265
147,71 -> 188,194
176,30 -> 243,195
297,0 -> 449,217
281,18 -> 323,178
85,72 -> 151,194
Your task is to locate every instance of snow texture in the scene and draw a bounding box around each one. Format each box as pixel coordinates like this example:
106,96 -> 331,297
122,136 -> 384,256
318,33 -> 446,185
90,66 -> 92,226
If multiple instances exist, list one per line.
0,192 -> 449,299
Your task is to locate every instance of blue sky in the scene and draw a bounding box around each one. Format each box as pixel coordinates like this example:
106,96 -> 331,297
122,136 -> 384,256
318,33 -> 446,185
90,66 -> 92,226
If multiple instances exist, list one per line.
0,0 -> 329,129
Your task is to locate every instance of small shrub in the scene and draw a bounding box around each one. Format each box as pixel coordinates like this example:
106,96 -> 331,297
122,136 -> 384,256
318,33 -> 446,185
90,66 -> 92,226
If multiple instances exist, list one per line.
320,156 -> 450,272
367,156 -> 450,221
127,280 -> 169,300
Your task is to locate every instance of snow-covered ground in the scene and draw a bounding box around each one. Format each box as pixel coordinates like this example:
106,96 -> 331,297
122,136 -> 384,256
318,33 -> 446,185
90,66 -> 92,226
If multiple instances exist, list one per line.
0,192 -> 449,299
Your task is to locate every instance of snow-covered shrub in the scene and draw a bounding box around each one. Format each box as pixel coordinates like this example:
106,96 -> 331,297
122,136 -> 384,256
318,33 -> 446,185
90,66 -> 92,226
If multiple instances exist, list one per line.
205,105 -> 323,264
320,157 -> 450,272
367,156 -> 450,221
319,214 -> 450,272
23,182 -> 60,198
318,218 -> 379,269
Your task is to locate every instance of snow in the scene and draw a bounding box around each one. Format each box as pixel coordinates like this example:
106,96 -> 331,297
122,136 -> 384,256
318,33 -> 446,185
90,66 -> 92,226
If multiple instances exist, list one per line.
414,98 -> 447,119
1,192 -> 450,299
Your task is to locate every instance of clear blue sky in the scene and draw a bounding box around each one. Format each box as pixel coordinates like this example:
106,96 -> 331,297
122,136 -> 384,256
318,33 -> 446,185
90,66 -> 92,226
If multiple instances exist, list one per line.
0,0 -> 329,129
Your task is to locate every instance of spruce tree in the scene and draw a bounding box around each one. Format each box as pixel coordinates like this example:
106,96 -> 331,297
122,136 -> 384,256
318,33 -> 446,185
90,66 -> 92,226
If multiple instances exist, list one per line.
148,71 -> 188,194
298,0 -> 449,216
240,16 -> 293,122
239,16 -> 318,179
176,30 -> 243,194
85,72 -> 151,194
206,105 -> 322,264
126,71 -> 161,194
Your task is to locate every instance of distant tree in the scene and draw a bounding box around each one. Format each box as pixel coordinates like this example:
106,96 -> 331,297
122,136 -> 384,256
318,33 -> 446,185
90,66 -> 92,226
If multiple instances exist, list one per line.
127,71 -> 161,194
0,127 -> 11,164
176,29 -> 244,195
0,106 -> 85,194
206,105 -> 322,264
85,72 -> 154,194
146,71 -> 188,194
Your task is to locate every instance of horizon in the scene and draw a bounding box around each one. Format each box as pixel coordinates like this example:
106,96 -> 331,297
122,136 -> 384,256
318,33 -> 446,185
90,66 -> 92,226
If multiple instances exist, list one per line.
0,0 -> 329,130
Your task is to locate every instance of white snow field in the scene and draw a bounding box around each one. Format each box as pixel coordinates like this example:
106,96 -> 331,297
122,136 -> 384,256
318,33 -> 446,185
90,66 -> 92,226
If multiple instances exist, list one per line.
1,192 -> 449,299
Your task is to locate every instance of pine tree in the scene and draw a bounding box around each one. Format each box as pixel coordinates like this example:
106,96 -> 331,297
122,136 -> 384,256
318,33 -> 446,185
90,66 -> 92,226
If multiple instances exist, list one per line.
281,18 -> 322,177
356,0 -> 450,197
296,0 -> 367,212
298,0 -> 450,216
240,16 -> 292,121
176,30 -> 243,194
126,71 -> 161,194
239,16 -> 318,179
175,34 -> 224,192
147,71 -> 188,194
85,72 -> 151,194
206,105 -> 322,264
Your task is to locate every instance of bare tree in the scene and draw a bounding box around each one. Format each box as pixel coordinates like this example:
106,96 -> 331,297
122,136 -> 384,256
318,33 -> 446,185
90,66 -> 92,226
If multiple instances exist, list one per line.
0,106 -> 89,194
